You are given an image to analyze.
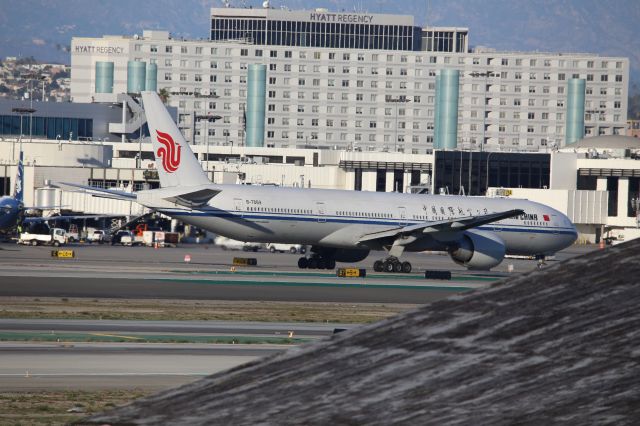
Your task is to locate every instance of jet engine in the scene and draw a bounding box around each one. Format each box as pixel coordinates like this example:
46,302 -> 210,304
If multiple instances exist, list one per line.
448,230 -> 505,270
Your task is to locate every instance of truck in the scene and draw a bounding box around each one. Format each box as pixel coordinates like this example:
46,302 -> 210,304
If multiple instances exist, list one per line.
19,228 -> 67,246
87,230 -> 109,244
142,230 -> 180,247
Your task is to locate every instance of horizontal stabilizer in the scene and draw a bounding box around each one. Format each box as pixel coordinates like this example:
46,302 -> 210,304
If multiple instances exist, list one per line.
358,209 -> 524,244
161,187 -> 222,208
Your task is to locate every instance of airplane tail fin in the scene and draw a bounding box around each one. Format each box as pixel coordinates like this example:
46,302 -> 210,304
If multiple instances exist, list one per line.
141,91 -> 210,188
13,151 -> 24,203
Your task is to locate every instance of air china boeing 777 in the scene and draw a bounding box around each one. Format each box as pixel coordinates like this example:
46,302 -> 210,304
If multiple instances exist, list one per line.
66,92 -> 577,272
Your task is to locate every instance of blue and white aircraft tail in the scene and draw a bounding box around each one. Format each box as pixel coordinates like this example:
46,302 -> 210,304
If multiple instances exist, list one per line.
62,91 -> 578,271
0,152 -> 24,231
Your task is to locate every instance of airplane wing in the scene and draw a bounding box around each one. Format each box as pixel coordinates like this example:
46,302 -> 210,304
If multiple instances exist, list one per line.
358,209 -> 524,244
58,182 -> 138,201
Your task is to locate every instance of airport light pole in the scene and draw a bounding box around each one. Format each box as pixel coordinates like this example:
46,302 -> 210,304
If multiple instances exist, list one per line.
485,151 -> 496,195
12,107 -> 36,160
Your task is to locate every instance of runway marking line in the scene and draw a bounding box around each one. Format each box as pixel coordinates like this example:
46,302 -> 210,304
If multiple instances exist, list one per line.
152,278 -> 477,292
90,333 -> 144,341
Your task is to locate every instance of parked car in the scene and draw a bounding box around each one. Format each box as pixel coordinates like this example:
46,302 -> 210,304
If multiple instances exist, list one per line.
214,236 -> 264,252
87,230 -> 109,244
267,243 -> 306,254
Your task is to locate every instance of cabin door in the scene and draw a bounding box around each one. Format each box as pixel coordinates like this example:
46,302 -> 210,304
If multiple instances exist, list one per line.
316,202 -> 326,223
398,206 -> 408,226
233,198 -> 244,218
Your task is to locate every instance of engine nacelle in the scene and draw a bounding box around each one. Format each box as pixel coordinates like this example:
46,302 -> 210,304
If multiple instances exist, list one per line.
312,246 -> 370,262
448,230 -> 505,271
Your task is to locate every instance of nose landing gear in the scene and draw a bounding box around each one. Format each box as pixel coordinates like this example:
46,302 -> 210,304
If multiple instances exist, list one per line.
373,257 -> 412,273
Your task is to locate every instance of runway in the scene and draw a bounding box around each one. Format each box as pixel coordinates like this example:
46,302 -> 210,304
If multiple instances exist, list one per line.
0,243 -> 595,304
0,243 -> 597,391
0,318 -> 337,391
0,318 -> 346,339
0,341 -> 283,391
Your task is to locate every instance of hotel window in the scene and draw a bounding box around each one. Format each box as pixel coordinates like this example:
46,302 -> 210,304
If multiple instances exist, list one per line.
181,46 -> 187,54
150,45 -> 157,52
165,46 -> 172,53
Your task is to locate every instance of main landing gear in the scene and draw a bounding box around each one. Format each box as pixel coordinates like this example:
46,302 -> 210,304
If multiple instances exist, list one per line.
298,255 -> 336,270
373,257 -> 412,274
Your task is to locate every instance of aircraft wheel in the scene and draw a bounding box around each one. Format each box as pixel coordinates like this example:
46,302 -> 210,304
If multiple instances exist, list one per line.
298,257 -> 308,269
317,258 -> 326,269
383,260 -> 394,273
325,259 -> 336,270
307,258 -> 318,269
373,260 -> 384,272
393,261 -> 403,273
401,261 -> 412,273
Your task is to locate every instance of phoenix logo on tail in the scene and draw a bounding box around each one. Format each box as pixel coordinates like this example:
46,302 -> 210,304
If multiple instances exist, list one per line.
156,130 -> 181,173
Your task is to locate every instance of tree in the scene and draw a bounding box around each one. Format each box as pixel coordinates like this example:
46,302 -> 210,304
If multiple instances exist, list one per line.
158,88 -> 170,104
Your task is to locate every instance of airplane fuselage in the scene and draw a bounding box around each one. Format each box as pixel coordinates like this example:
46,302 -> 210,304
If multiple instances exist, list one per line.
153,184 -> 577,257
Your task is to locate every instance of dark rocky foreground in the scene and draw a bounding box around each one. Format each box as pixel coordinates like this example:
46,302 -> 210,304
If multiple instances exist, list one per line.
82,240 -> 640,425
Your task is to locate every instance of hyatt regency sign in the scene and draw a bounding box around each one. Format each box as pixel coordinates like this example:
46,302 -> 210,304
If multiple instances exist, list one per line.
309,12 -> 375,24
74,45 -> 126,54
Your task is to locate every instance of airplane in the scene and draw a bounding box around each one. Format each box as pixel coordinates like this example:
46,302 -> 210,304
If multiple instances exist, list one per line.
63,91 -> 578,272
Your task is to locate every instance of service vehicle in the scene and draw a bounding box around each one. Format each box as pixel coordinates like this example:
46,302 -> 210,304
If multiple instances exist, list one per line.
267,243 -> 306,254
87,229 -> 109,244
18,227 -> 67,246
214,236 -> 263,252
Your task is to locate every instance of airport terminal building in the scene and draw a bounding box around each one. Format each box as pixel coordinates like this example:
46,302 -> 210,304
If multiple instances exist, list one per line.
70,6 -> 629,153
